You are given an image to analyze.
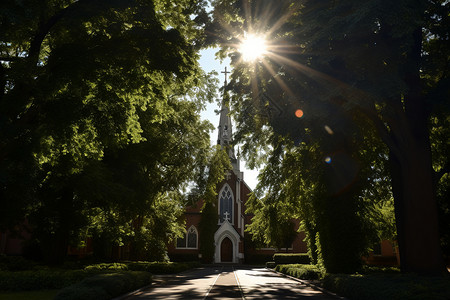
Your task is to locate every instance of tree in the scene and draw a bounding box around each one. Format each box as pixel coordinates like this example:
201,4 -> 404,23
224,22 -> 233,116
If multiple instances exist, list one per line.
197,146 -> 231,263
0,0 -> 217,263
211,0 -> 449,274
245,126 -> 390,273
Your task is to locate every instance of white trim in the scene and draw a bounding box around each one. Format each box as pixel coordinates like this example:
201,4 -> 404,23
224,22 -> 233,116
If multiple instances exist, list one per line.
214,220 -> 240,263
236,180 -> 241,230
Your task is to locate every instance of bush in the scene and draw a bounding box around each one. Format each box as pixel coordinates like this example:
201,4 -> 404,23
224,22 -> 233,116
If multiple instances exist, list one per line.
84,263 -> 128,271
322,273 -> 450,300
246,254 -> 273,265
0,261 -> 199,292
126,261 -> 200,274
82,261 -> 199,274
168,253 -> 199,262
266,261 -> 276,269
273,253 -> 310,265
0,255 -> 36,271
54,271 -> 152,300
0,269 -> 93,291
275,264 -> 324,280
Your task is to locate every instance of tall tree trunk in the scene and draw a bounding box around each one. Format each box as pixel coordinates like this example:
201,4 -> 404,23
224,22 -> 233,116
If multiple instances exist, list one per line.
394,26 -> 447,274
390,143 -> 446,274
382,17 -> 448,273
42,187 -> 74,265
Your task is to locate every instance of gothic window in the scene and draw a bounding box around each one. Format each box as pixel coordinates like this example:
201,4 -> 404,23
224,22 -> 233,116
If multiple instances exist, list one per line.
176,226 -> 198,249
187,226 -> 198,248
219,185 -> 233,223
176,235 -> 187,248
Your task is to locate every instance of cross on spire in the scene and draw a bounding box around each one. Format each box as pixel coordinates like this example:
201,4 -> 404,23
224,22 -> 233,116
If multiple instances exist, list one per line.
221,66 -> 230,86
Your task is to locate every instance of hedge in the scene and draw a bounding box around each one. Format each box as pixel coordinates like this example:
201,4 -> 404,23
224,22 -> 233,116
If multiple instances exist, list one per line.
322,273 -> 450,300
246,254 -> 273,265
0,255 -> 36,271
83,261 -> 200,274
0,269 -> 97,291
0,261 -> 199,291
275,264 -> 324,280
127,261 -> 200,274
84,263 -> 128,271
168,253 -> 199,262
273,253 -> 310,265
54,271 -> 151,300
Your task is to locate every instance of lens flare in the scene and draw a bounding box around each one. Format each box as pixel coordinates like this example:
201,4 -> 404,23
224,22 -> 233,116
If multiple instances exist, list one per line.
239,34 -> 267,62
295,109 -> 304,118
324,125 -> 334,135
325,156 -> 332,164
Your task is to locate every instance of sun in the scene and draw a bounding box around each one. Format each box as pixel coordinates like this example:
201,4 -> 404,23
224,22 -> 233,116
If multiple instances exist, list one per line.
239,34 -> 268,62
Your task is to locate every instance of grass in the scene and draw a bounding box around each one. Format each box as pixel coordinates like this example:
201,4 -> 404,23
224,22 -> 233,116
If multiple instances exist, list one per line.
0,290 -> 59,300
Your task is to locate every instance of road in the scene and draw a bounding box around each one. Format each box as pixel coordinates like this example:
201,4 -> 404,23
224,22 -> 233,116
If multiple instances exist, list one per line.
116,266 -> 342,300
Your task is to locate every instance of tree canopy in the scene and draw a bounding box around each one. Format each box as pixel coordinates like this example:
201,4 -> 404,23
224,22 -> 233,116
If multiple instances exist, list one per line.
0,0 -> 221,263
211,0 -> 449,274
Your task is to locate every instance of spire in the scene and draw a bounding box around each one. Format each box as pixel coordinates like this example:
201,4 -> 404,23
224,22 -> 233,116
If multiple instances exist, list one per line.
217,102 -> 233,147
217,67 -> 238,171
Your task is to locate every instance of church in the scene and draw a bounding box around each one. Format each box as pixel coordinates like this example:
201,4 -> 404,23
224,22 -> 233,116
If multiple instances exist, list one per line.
167,71 -> 308,264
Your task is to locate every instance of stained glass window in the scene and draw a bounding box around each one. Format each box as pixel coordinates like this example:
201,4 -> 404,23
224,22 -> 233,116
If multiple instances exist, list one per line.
219,185 -> 233,223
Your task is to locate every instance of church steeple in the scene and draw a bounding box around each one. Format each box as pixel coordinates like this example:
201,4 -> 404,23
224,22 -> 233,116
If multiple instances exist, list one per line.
217,67 -> 239,172
217,102 -> 233,147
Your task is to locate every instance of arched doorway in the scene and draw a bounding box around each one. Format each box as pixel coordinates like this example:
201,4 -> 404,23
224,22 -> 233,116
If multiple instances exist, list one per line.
220,237 -> 233,262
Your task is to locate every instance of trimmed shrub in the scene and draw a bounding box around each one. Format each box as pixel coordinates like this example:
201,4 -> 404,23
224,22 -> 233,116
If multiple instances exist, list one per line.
0,261 -> 198,291
266,261 -> 276,269
0,255 -> 36,271
84,263 -> 128,271
126,261 -> 200,274
322,273 -> 450,300
0,269 -> 94,291
275,264 -> 324,280
273,253 -> 310,265
168,253 -> 199,262
245,254 -> 273,265
54,271 -> 152,300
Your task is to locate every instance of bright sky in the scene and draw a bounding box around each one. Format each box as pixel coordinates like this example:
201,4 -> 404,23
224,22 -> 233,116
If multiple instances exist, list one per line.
198,48 -> 259,191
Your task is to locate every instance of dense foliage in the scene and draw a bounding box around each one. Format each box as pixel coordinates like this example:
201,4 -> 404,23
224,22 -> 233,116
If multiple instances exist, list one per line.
211,0 -> 449,274
54,272 -> 152,300
275,264 -> 323,280
272,253 -> 310,265
198,147 -> 231,263
0,0 -> 220,264
322,273 -> 450,300
0,260 -> 197,291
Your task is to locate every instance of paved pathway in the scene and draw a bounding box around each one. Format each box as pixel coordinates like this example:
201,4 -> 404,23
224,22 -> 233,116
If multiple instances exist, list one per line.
116,266 -> 342,299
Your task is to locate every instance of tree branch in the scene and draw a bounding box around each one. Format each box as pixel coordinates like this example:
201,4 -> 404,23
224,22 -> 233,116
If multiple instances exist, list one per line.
27,0 -> 93,65
435,162 -> 450,184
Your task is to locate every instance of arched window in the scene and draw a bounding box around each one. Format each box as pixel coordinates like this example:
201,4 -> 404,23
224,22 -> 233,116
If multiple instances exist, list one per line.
219,184 -> 233,223
187,226 -> 198,248
176,225 -> 198,249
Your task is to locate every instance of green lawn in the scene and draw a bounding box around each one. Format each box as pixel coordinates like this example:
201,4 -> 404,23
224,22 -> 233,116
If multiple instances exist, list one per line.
0,290 -> 59,300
